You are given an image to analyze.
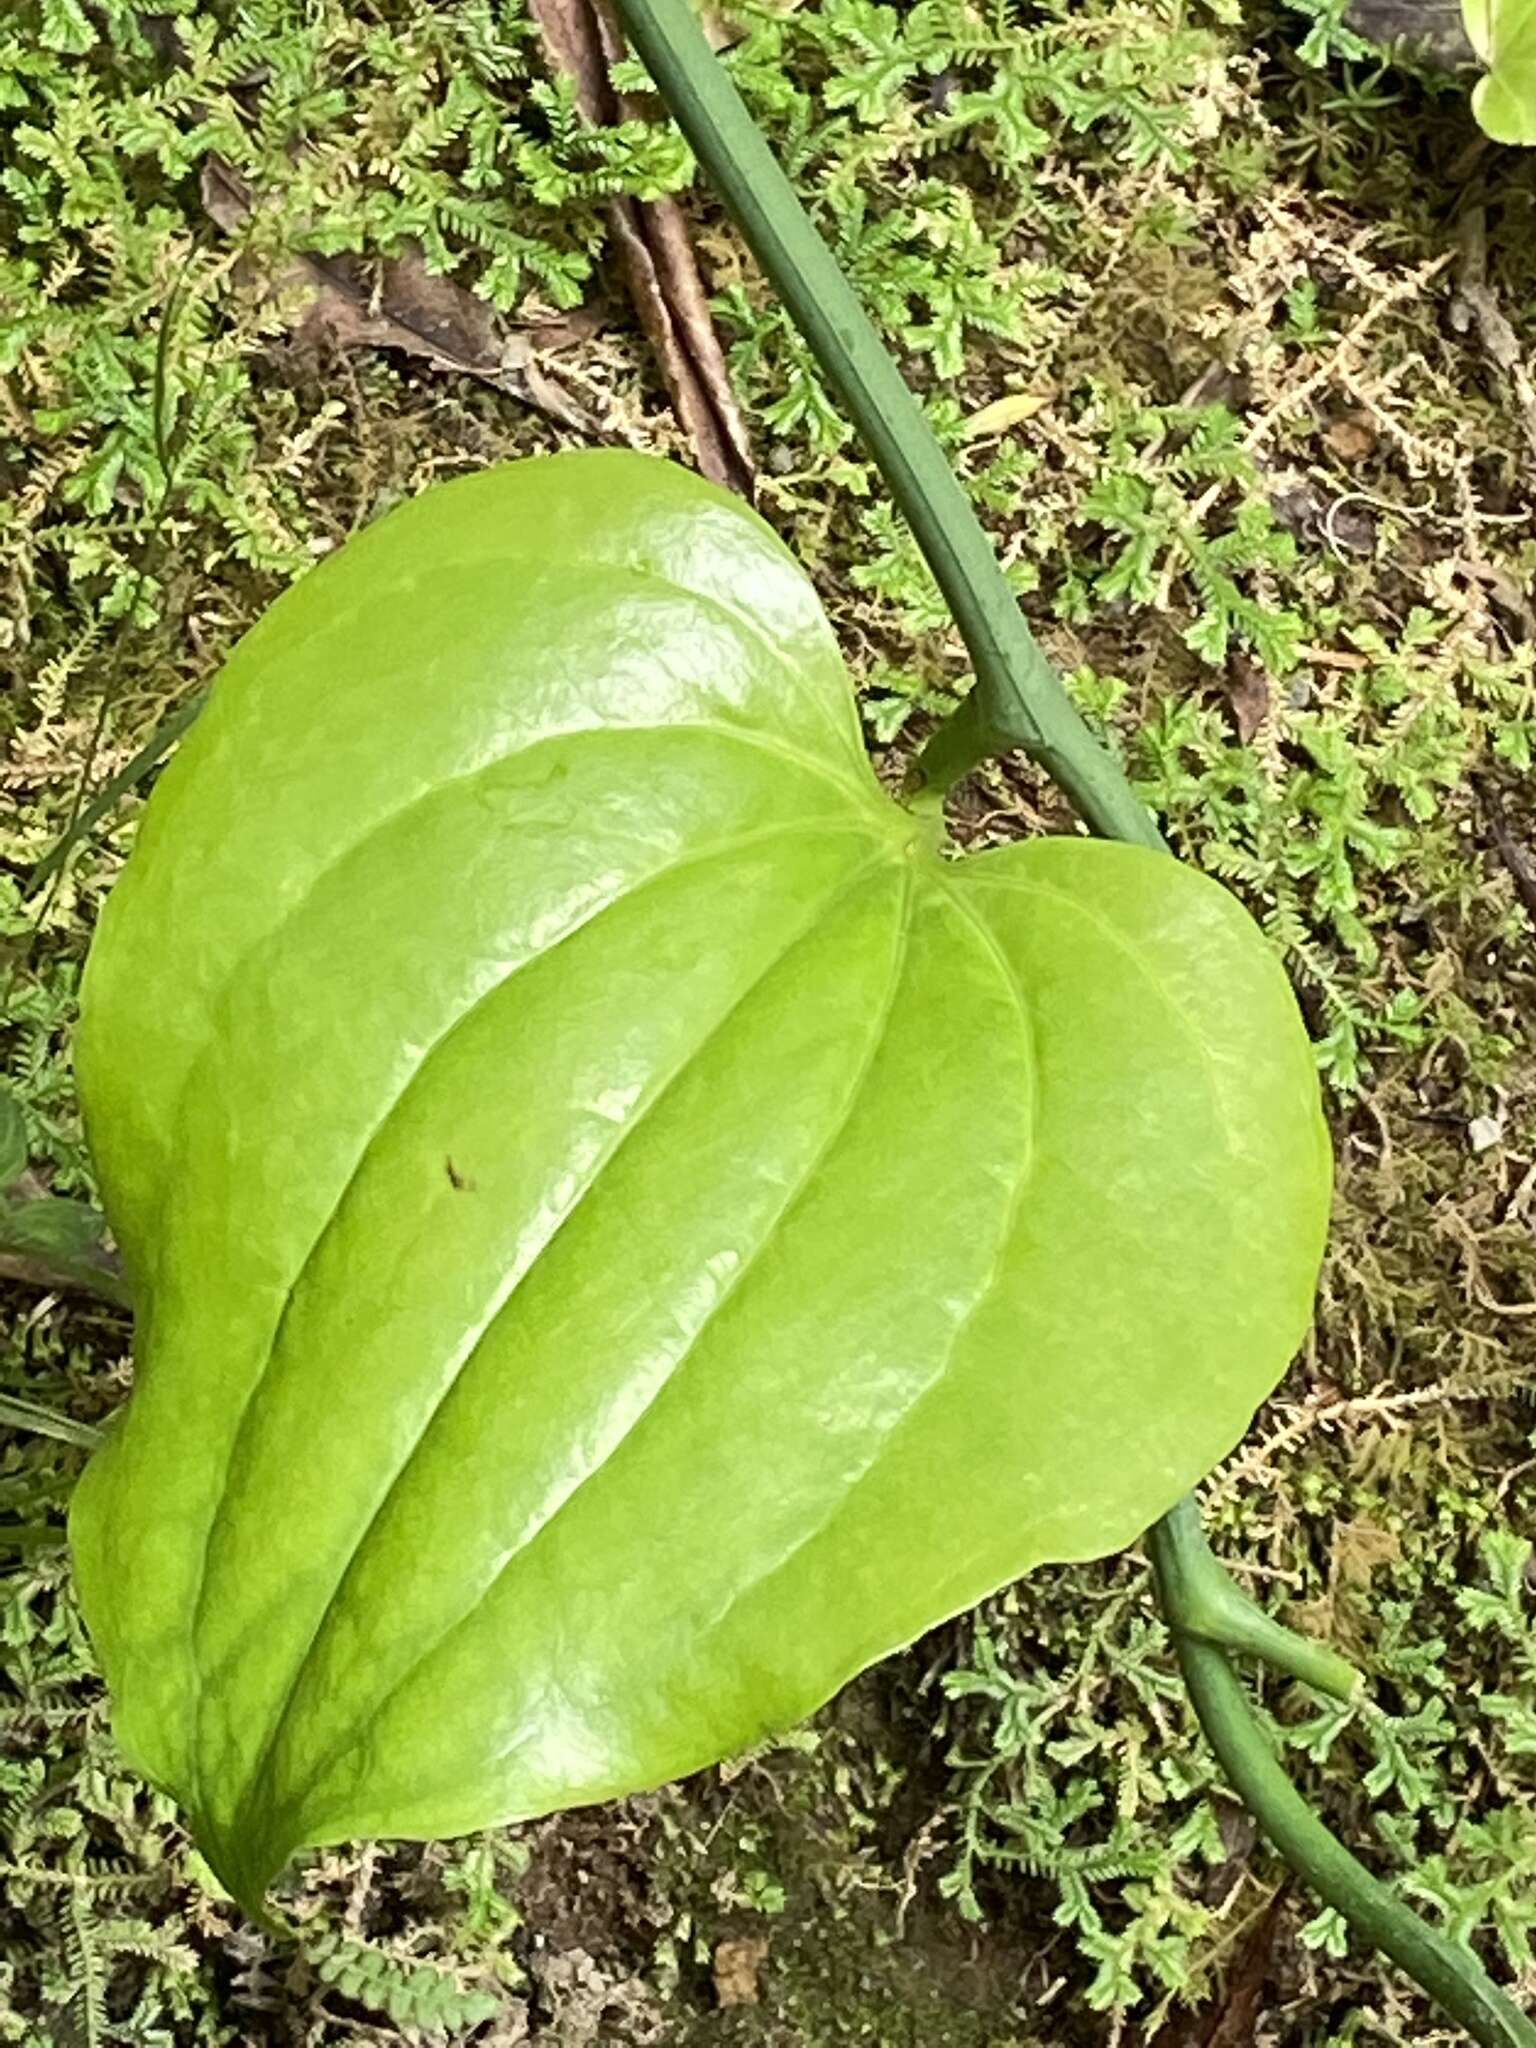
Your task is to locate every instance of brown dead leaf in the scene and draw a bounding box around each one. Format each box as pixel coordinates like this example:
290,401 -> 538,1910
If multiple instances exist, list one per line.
1333,1515 -> 1401,1591
1323,412 -> 1376,462
712,1936 -> 769,2009
201,156 -> 599,431
1157,1891 -> 1287,2047
527,0 -> 753,495
1223,652 -> 1270,744
1200,1897 -> 1285,2044
702,0 -> 806,52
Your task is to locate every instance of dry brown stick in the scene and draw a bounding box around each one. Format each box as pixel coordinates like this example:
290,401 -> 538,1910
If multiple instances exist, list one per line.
1451,205 -> 1536,464
529,0 -> 753,494
1478,776 -> 1536,925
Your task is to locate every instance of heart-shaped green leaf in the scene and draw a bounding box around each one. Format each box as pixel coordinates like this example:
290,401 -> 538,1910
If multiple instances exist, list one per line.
72,451 -> 1330,1910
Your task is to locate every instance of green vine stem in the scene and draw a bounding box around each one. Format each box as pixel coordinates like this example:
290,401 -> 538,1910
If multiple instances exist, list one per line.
1151,1497 -> 1359,1702
612,0 -> 1159,853
1153,1505 -> 1536,2048
605,1 -> 1536,2040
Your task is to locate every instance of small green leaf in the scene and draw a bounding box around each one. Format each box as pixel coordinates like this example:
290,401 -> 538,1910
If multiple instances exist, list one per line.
0,1088 -> 28,1189
0,1195 -> 130,1309
39,0 -> 95,54
1465,0 -> 1536,142
3,1194 -> 111,1263
71,452 -> 1331,1911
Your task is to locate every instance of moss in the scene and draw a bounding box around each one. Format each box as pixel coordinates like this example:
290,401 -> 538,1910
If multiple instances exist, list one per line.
2,0 -> 1534,2039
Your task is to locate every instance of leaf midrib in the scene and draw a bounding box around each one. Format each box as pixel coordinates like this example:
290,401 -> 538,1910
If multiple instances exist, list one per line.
262,862 -> 926,1847
213,837 -> 911,1853
178,806 -> 880,1824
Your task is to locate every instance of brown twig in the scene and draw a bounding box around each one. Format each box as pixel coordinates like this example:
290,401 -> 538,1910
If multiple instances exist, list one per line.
1451,207 -> 1536,465
1477,777 -> 1536,924
528,0 -> 753,494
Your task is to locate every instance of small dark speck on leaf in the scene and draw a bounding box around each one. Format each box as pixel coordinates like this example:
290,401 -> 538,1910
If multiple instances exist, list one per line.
445,1157 -> 477,1192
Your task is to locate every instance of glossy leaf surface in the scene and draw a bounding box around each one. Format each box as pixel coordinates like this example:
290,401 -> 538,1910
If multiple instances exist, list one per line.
1465,0 -> 1536,140
72,452 -> 1331,1908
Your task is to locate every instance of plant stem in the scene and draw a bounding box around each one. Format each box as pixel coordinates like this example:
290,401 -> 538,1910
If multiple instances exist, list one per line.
29,696 -> 204,892
1155,1508 -> 1536,2046
1162,1625 -> 1536,2048
1151,1495 -> 1359,1702
607,2 -> 1536,2038
608,0 -> 1160,852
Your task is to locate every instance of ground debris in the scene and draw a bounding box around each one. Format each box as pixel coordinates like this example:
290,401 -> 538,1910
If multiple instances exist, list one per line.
527,0 -> 754,494
712,1933 -> 769,2007
1477,777 -> 1536,925
1156,1891 -> 1289,2046
1346,0 -> 1473,64
535,1945 -> 666,2045
201,154 -> 601,431
1223,651 -> 1271,744
1449,206 -> 1536,464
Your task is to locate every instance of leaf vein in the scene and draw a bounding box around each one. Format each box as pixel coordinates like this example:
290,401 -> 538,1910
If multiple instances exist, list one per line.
688,878 -> 1042,1642
963,870 -> 1239,1156
186,812 -> 878,1819
230,843 -> 908,1838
